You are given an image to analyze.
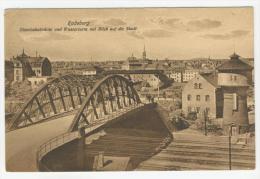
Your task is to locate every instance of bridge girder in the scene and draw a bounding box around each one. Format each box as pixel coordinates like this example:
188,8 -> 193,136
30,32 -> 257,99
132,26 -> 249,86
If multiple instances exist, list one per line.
68,75 -> 141,132
7,74 -> 102,131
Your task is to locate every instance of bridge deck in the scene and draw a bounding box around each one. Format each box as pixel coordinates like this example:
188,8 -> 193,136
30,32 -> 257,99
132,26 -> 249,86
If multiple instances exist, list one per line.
6,114 -> 75,171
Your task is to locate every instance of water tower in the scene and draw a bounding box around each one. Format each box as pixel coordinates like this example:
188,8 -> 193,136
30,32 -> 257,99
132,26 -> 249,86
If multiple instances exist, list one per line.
217,53 -> 253,134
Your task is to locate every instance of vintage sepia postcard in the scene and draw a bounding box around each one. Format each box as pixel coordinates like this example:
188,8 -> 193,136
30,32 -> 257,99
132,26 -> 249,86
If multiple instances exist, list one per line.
4,7 -> 255,172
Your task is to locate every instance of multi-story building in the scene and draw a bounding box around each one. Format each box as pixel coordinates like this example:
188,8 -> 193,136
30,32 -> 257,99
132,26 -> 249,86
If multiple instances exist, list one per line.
165,67 -> 184,83
182,72 -> 221,119
182,69 -> 200,82
12,51 -> 35,82
82,66 -> 103,76
28,56 -> 52,77
5,60 -> 14,82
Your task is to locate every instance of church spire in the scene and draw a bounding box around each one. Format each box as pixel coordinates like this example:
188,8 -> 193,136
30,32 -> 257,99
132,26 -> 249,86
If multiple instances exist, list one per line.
142,45 -> 146,60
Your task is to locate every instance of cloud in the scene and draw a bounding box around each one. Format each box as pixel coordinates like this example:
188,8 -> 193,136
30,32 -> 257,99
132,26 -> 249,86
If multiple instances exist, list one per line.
127,31 -> 144,39
150,17 -> 183,29
104,18 -> 126,26
186,19 -> 222,31
155,18 -> 181,27
151,17 -> 221,32
143,29 -> 173,38
30,32 -> 72,41
201,30 -> 250,40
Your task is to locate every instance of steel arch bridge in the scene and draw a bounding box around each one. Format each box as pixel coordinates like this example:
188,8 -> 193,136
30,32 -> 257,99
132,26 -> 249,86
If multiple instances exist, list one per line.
7,74 -> 103,131
7,74 -> 141,132
68,75 -> 141,132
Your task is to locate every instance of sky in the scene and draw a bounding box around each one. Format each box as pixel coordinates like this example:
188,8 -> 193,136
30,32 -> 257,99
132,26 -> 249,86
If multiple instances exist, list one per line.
5,8 -> 254,61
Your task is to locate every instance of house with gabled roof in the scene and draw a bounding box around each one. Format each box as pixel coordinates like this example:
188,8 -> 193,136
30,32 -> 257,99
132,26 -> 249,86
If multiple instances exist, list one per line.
6,49 -> 52,82
182,71 -> 223,119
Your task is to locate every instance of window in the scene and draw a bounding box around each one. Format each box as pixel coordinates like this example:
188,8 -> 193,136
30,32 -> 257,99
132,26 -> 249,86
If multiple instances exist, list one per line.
233,93 -> 238,110
196,95 -> 200,101
205,95 -> 210,101
187,94 -> 191,101
16,69 -> 19,75
230,75 -> 237,81
198,83 -> 202,89
205,107 -> 210,113
194,83 -> 198,89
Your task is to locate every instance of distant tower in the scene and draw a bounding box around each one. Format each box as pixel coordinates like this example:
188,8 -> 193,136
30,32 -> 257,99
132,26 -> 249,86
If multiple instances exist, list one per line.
217,53 -> 253,134
142,45 -> 146,60
22,48 -> 26,57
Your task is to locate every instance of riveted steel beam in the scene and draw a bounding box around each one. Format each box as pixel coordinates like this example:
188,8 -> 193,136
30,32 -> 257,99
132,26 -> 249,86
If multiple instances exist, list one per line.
46,87 -> 57,114
119,78 -> 127,107
35,96 -> 46,118
58,87 -> 67,111
113,79 -> 122,109
98,87 -> 108,115
68,86 -> 75,109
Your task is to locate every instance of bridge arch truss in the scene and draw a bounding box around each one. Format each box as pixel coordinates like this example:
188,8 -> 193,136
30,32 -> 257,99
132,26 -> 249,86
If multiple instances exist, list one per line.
68,75 -> 141,132
8,74 -> 101,131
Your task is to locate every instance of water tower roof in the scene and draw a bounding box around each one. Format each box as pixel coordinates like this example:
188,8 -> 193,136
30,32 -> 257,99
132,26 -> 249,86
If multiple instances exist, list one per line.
217,53 -> 253,71
230,52 -> 240,59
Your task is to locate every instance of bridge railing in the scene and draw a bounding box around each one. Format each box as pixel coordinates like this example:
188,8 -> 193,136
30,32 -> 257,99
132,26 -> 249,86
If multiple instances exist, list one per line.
36,131 -> 79,165
36,103 -> 146,170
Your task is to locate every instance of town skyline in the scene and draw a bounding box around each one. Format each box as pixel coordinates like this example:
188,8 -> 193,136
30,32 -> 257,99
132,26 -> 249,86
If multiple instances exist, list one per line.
5,8 -> 253,61
7,47 -> 253,62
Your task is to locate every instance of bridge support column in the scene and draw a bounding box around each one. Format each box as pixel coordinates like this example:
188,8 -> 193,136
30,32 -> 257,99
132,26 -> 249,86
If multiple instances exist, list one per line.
77,126 -> 86,171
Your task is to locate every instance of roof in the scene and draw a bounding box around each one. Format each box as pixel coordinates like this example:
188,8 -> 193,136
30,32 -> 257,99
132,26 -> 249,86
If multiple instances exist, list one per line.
200,72 -> 219,88
12,57 -> 35,77
27,57 -> 48,68
217,53 -> 253,71
15,50 -> 50,68
103,69 -> 164,75
84,65 -> 103,72
5,60 -> 14,67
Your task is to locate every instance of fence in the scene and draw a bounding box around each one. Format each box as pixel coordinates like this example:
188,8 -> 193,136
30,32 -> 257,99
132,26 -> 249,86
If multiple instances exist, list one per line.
36,103 -> 145,170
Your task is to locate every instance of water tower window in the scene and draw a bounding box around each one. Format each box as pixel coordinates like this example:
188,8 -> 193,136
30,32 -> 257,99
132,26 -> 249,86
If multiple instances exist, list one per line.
233,93 -> 238,110
187,94 -> 191,101
205,95 -> 210,101
199,83 -> 202,89
234,76 -> 237,81
194,83 -> 198,89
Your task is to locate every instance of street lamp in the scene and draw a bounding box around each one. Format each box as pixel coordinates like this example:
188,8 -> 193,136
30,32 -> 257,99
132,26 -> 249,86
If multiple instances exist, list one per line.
229,123 -> 236,170
157,73 -> 160,102
204,110 -> 208,136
